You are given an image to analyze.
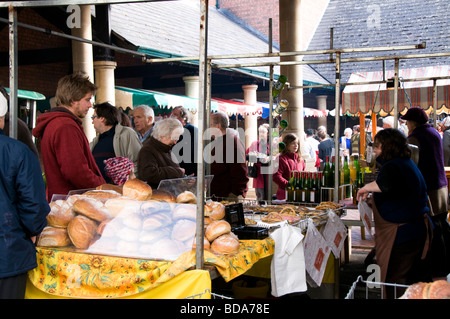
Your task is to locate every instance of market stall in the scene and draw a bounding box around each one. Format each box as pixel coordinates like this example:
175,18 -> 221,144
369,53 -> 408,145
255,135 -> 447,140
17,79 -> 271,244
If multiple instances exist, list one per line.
26,175 -> 347,299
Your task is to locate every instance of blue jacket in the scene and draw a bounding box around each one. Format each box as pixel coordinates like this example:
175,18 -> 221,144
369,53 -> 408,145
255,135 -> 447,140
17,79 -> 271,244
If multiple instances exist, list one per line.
0,129 -> 50,278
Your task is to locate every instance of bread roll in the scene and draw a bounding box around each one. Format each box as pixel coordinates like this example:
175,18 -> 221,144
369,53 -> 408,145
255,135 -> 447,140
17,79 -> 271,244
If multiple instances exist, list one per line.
122,179 -> 152,201
96,183 -> 123,195
172,204 -> 197,221
142,213 -> 172,230
171,219 -> 196,242
67,215 -> 98,249
140,201 -> 170,217
150,189 -> 176,203
47,200 -> 76,228
401,280 -> 450,299
427,280 -> 450,299
37,226 -> 72,247
104,197 -> 141,218
205,201 -> 225,220
139,229 -> 170,243
66,194 -> 84,206
120,211 -> 143,230
72,197 -> 111,222
211,234 -> 240,255
205,220 -> 231,242
82,189 -> 122,203
176,191 -> 197,204
192,236 -> 210,250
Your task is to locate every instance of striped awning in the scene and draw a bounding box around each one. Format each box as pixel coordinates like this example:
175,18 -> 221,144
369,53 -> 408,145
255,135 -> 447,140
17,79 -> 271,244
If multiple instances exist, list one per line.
342,65 -> 450,116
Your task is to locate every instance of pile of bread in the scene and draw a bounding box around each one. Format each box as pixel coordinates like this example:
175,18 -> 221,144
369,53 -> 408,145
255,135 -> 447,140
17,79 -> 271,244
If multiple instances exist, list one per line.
37,179 -> 239,260
400,279 -> 450,299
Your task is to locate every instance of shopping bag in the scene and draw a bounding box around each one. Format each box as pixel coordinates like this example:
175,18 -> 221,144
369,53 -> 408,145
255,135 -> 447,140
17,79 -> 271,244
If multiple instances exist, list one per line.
321,211 -> 348,257
358,200 -> 373,236
304,219 -> 331,287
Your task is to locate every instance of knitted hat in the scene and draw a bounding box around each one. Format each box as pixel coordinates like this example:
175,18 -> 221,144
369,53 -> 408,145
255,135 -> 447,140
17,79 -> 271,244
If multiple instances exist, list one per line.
103,157 -> 135,186
400,107 -> 428,125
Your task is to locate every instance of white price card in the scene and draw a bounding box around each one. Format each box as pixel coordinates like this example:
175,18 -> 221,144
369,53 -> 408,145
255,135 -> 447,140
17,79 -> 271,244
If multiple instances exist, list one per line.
322,211 -> 348,257
358,200 -> 373,236
303,219 -> 331,287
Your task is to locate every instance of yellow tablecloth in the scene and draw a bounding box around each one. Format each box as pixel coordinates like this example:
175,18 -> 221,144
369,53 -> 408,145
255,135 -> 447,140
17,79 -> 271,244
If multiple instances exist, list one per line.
27,238 -> 274,299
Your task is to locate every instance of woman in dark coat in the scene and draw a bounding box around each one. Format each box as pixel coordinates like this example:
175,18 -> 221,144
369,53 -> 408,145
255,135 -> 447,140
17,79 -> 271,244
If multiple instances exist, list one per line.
137,118 -> 185,189
357,128 -> 433,298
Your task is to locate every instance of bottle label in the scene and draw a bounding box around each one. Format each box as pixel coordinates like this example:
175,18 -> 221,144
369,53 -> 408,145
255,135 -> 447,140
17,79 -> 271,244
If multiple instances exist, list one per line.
310,191 -> 315,203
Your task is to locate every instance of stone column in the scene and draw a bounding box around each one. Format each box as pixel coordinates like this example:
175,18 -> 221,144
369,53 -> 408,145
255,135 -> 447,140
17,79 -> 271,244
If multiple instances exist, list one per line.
183,75 -> 200,127
279,0 -> 304,144
242,84 -> 258,151
94,60 -> 117,104
71,5 -> 95,141
316,95 -> 327,129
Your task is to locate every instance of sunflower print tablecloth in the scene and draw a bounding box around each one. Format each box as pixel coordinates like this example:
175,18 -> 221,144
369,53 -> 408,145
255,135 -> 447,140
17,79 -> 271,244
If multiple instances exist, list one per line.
28,238 -> 274,298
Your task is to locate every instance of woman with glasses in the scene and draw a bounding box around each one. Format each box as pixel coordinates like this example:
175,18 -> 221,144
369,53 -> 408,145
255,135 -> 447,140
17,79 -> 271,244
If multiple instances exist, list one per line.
357,128 -> 433,298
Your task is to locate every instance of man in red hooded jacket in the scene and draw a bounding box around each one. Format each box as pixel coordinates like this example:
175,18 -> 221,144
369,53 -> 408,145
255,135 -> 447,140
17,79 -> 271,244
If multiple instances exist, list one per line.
33,73 -> 105,201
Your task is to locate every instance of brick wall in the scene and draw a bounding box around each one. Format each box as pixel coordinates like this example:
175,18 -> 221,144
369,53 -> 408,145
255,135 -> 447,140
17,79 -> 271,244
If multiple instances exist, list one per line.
0,8 -> 71,97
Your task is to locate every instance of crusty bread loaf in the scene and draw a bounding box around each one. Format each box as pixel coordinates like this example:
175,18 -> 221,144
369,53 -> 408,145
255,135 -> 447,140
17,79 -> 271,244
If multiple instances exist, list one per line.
47,200 -> 76,228
122,179 -> 152,201
96,183 -> 123,195
205,201 -> 225,220
401,280 -> 450,299
192,236 -> 211,250
205,220 -> 231,242
37,226 -> 72,247
211,234 -> 240,255
176,191 -> 197,204
82,189 -> 122,203
171,219 -> 196,242
150,189 -> 176,203
72,197 -> 111,222
67,215 -> 98,249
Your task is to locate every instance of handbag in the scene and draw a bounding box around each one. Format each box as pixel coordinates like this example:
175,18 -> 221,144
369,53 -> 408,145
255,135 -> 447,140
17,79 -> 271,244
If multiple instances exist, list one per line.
248,163 -> 258,178
427,197 -> 450,277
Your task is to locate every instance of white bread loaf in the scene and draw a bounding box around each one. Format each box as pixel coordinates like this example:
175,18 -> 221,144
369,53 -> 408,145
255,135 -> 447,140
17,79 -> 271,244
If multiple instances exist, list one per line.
72,197 -> 111,222
47,200 -> 76,228
122,179 -> 152,201
37,226 -> 72,247
205,220 -> 231,242
210,234 -> 240,255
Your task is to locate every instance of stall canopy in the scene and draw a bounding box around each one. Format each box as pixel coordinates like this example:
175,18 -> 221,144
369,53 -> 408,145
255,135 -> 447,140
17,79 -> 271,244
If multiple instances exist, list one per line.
255,101 -> 328,119
115,86 -> 204,113
4,88 -> 46,101
115,86 -> 263,116
342,65 -> 450,116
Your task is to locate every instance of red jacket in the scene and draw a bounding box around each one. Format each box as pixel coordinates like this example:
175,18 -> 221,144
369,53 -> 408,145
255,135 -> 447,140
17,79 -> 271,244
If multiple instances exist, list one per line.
33,107 -> 105,201
273,152 -> 305,200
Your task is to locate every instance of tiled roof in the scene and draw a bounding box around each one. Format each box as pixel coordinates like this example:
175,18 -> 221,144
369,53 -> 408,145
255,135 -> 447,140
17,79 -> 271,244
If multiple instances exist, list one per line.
108,0 -> 330,85
306,0 -> 450,83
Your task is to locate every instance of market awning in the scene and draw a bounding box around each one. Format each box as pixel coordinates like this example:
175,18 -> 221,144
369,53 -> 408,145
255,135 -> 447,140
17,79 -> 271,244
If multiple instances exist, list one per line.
255,101 -> 328,119
115,86 -> 204,112
211,98 -> 261,116
115,86 -> 263,116
342,65 -> 450,116
4,87 -> 46,101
